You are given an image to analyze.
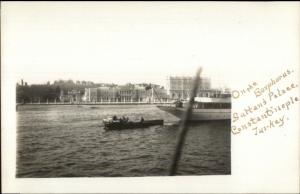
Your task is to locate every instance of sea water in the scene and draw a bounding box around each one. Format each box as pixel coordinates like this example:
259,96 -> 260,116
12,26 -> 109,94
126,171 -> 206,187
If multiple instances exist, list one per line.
17,105 -> 230,177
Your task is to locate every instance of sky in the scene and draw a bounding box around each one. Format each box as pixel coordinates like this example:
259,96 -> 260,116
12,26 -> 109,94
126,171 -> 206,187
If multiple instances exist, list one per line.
2,2 -> 299,88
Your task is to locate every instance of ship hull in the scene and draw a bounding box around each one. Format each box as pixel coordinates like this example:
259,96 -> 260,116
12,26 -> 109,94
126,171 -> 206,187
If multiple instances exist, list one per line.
157,106 -> 231,121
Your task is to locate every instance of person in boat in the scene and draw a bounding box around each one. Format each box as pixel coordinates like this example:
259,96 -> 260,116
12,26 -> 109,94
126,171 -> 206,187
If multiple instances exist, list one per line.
140,116 -> 144,123
119,116 -> 127,123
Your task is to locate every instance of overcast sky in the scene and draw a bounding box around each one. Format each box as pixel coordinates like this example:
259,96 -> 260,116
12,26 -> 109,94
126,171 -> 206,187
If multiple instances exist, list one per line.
2,2 -> 299,88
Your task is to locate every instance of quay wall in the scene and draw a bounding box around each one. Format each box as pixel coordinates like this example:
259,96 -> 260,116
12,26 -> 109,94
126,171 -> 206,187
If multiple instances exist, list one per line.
16,102 -> 173,106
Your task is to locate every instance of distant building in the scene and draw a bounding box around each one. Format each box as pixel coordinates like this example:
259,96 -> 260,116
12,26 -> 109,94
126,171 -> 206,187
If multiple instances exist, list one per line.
83,83 -> 168,103
97,86 -> 119,102
133,85 -> 147,102
83,86 -> 119,102
59,90 -> 65,102
60,89 -> 82,103
84,88 -> 98,102
166,76 -> 211,100
144,85 -> 169,102
154,86 -> 169,102
68,90 -> 81,103
119,85 -> 135,102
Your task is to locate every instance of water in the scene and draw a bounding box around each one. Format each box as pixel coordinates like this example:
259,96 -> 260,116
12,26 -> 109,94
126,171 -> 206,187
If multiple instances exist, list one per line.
17,105 -> 231,177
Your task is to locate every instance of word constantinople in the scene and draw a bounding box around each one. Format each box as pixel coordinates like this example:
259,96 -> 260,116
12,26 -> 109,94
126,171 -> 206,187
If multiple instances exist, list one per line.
231,69 -> 298,135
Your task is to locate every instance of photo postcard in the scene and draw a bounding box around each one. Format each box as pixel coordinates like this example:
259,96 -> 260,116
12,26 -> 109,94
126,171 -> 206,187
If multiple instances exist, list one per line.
1,1 -> 299,193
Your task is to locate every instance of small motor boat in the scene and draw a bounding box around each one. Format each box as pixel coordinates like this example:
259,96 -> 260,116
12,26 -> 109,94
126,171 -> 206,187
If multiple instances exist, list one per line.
103,117 -> 163,130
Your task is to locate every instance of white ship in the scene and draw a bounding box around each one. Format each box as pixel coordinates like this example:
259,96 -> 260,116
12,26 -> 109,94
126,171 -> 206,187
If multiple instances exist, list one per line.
157,90 -> 231,121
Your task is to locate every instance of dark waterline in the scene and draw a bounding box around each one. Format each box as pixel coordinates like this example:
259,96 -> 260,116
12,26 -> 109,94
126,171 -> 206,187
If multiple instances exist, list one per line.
17,105 -> 231,177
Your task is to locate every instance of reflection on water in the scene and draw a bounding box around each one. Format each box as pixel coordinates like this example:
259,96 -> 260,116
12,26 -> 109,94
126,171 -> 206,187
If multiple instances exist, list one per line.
17,105 -> 230,177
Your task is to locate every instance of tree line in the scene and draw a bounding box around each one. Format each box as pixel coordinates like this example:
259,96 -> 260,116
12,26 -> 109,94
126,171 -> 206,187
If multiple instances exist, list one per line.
16,79 -> 101,103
